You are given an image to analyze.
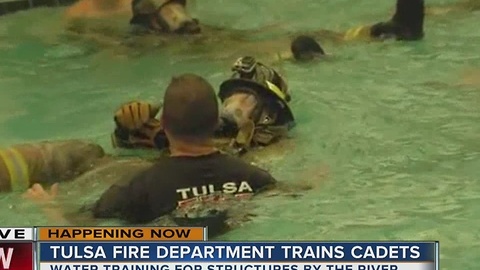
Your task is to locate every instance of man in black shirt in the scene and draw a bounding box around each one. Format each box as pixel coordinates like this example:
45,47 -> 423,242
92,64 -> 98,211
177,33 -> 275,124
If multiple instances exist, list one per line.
24,74 -> 277,225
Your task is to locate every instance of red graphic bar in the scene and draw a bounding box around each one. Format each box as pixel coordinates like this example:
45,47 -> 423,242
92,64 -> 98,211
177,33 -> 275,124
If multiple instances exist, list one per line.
0,243 -> 34,270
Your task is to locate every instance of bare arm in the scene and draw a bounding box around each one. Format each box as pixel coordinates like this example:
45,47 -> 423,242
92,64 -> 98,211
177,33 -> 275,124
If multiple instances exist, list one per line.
23,184 -> 105,226
23,184 -> 98,225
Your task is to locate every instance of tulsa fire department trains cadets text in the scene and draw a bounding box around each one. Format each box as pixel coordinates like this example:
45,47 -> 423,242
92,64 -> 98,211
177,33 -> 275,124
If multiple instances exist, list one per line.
37,228 -> 205,241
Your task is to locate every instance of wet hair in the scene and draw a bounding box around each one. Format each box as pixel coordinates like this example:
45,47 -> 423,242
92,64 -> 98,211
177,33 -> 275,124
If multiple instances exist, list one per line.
162,74 -> 219,140
290,35 -> 325,61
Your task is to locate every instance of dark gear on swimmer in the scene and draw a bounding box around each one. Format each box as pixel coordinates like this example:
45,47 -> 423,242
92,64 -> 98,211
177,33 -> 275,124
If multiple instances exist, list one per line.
217,56 -> 295,153
345,0 -> 424,41
130,0 -> 200,34
371,0 -> 424,40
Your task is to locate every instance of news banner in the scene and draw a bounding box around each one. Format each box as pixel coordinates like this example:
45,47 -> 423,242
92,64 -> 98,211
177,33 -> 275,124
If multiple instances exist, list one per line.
1,227 -> 439,270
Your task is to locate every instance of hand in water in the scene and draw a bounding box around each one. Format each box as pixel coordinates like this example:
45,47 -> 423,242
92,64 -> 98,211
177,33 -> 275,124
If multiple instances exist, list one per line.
23,183 -> 70,225
23,183 -> 59,204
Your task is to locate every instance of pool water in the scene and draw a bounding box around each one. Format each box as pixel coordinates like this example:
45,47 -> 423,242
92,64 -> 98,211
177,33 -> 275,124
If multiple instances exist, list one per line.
1,0 -> 480,269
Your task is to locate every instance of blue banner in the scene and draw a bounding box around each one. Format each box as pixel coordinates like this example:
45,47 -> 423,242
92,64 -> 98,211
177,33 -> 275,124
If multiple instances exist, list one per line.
39,242 -> 437,262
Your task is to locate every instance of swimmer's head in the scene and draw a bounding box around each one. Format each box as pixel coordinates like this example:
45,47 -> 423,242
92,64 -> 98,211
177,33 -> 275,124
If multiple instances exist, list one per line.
162,74 -> 219,142
290,35 -> 325,61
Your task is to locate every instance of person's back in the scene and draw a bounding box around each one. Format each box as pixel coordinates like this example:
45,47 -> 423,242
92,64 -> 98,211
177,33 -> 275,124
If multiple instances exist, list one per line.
93,74 -> 277,223
93,151 -> 275,223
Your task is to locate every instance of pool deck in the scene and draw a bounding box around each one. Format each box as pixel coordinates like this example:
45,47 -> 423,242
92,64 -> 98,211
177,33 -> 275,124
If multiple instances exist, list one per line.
0,0 -> 73,16
0,0 -> 34,8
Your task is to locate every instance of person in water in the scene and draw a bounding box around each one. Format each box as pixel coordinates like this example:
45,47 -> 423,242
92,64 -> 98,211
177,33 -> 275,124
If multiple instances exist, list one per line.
0,140 -> 105,193
263,0 -> 424,63
234,0 -> 424,64
111,57 -> 295,155
129,0 -> 424,41
61,0 -> 425,66
342,0 -> 424,41
25,74 -> 278,224
216,56 -> 295,153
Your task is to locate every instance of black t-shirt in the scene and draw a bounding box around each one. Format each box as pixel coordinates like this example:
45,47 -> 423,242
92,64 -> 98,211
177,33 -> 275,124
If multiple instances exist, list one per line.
92,151 -> 277,223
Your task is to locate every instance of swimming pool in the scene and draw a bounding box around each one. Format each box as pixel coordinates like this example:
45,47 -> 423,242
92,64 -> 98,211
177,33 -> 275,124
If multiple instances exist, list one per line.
1,0 -> 479,269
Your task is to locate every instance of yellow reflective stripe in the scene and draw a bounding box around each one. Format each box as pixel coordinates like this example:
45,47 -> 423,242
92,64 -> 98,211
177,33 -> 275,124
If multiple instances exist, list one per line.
0,148 -> 30,191
344,25 -> 368,41
265,81 -> 287,101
